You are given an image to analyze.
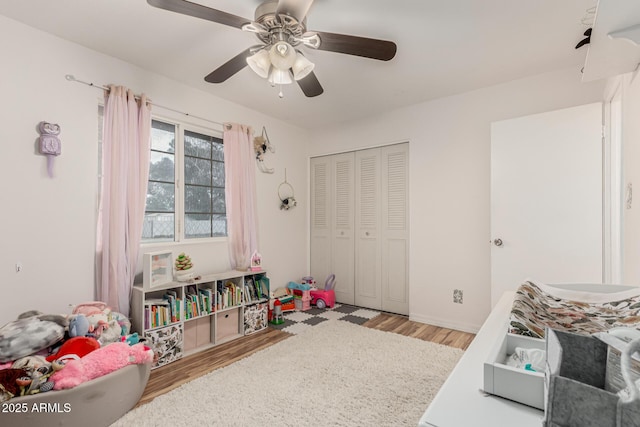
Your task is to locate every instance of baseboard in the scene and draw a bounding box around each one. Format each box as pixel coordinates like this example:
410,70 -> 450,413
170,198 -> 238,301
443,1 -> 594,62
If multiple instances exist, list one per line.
409,313 -> 481,334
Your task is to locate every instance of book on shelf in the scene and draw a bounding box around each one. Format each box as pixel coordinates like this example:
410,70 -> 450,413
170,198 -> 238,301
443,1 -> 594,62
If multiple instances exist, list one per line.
172,285 -> 217,319
145,298 -> 170,306
258,276 -> 270,299
145,304 -> 169,329
245,278 -> 258,303
215,280 -> 242,309
164,290 -> 181,322
199,288 -> 213,314
185,285 -> 204,319
144,290 -> 183,329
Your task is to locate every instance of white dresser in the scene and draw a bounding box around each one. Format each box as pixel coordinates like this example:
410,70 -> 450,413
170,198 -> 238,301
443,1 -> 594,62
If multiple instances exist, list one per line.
419,291 -> 544,427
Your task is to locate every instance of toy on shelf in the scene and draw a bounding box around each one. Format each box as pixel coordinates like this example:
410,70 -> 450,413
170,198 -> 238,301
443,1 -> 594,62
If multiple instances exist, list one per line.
287,281 -> 311,311
175,252 -> 194,282
250,251 -> 262,272
310,274 -> 336,309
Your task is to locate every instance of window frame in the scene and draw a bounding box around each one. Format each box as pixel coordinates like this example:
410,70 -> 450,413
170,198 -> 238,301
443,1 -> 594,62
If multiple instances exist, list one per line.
142,115 -> 227,246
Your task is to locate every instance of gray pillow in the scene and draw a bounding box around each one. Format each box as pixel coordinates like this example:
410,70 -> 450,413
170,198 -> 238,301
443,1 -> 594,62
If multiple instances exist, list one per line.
0,312 -> 68,363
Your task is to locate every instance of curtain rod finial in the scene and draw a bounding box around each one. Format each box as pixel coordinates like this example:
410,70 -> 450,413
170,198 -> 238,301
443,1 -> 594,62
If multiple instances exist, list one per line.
65,74 -> 76,82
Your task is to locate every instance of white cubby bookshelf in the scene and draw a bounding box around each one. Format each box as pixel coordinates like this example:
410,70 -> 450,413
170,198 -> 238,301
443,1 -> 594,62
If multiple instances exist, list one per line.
131,269 -> 270,369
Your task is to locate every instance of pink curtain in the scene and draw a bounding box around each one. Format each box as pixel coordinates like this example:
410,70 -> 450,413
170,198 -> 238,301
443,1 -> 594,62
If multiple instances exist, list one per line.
223,123 -> 259,270
96,86 -> 151,316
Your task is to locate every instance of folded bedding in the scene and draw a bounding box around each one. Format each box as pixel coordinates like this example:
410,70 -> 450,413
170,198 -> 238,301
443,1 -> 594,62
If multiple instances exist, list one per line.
509,281 -> 640,339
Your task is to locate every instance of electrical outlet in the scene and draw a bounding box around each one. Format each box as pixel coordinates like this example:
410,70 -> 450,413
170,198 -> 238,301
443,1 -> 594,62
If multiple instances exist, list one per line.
453,289 -> 463,304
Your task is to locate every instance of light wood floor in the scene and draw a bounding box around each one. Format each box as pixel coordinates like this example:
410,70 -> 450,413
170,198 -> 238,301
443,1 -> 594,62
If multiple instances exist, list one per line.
138,312 -> 475,406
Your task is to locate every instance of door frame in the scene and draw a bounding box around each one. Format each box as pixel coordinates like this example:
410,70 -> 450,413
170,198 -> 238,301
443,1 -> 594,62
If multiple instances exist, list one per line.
603,79 -> 624,284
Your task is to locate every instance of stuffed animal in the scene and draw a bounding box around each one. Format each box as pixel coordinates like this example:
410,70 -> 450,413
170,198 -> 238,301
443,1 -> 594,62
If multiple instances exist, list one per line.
72,301 -> 109,317
0,368 -> 28,402
71,302 -> 130,344
51,342 -> 153,390
111,310 -> 131,336
11,355 -> 49,372
10,355 -> 55,395
68,314 -> 90,338
95,320 -> 122,345
45,336 -> 100,363
0,311 -> 68,363
85,313 -> 109,337
9,356 -> 56,397
120,333 -> 140,345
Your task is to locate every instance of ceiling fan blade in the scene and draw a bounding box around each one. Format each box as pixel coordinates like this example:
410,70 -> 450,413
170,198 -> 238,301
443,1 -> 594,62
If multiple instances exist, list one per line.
204,47 -> 255,83
147,0 -> 250,30
312,31 -> 397,61
297,71 -> 324,97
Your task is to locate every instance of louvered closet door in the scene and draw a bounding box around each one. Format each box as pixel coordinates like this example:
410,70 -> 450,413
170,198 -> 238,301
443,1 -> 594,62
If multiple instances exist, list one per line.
355,148 -> 382,309
310,145 -> 408,313
310,157 -> 332,288
381,144 -> 409,315
331,153 -> 355,305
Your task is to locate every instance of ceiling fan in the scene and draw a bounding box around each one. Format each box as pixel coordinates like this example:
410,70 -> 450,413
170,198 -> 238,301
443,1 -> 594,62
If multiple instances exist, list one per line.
147,0 -> 397,97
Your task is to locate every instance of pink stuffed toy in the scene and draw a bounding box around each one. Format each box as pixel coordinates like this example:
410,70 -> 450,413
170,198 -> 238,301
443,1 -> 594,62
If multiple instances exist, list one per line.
51,342 -> 153,390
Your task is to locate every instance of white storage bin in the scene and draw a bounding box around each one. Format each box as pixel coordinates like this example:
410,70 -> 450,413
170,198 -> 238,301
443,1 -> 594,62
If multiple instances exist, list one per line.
483,333 -> 545,409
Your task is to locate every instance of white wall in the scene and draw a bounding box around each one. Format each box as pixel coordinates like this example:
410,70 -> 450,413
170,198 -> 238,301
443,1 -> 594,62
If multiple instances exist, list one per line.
0,13 -> 613,333
309,68 -> 605,332
0,15 -> 310,326
619,71 -> 640,285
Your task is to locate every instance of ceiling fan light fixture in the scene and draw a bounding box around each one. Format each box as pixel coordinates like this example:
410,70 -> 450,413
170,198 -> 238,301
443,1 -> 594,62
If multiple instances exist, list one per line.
246,49 -> 271,78
292,51 -> 315,81
269,41 -> 296,70
268,68 -> 293,85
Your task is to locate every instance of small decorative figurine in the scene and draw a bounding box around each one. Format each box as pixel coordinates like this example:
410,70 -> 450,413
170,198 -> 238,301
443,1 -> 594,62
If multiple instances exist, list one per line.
38,121 -> 61,178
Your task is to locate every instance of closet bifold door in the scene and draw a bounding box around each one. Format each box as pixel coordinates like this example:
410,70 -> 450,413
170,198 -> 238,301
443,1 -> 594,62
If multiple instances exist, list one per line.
311,144 -> 408,314
355,148 -> 382,309
310,153 -> 356,305
331,152 -> 356,305
381,144 -> 409,315
310,156 -> 332,292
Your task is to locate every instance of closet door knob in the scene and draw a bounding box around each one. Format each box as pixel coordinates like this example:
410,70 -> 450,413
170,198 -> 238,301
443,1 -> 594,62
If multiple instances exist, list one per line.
493,238 -> 503,247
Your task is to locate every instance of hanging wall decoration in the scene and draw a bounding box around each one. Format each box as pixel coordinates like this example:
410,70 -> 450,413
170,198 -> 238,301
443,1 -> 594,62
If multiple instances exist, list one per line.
38,121 -> 62,178
278,169 -> 297,210
254,126 -> 275,174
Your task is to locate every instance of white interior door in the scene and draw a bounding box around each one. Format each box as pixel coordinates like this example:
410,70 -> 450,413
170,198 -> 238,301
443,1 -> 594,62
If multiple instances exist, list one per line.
490,103 -> 603,307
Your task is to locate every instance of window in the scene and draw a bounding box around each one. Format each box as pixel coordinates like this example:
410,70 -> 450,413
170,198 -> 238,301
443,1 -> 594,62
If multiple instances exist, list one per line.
142,119 -> 227,242
183,130 -> 226,239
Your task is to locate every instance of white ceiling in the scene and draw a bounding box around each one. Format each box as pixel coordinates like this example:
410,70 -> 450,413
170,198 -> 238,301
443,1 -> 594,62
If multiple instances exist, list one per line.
0,0 -> 596,130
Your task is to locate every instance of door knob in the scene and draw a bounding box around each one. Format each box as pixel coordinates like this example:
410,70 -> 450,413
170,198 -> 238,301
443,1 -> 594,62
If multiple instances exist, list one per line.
493,238 -> 503,247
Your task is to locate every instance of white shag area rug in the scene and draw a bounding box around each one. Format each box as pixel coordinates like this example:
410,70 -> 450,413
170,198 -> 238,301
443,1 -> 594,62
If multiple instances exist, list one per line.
111,320 -> 463,427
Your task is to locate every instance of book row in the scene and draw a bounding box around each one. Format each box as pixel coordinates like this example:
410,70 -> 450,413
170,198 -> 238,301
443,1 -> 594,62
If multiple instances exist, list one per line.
144,279 -> 268,329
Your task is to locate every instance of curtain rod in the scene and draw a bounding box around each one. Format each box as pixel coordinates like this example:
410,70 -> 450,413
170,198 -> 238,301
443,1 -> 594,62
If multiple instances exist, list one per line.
65,74 -> 224,128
